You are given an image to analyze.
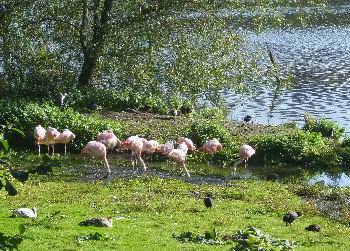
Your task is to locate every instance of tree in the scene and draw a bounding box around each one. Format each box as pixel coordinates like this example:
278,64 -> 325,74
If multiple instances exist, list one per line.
78,0 -> 114,87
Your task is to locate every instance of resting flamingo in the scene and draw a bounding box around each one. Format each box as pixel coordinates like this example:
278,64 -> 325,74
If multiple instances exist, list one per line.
81,141 -> 111,178
120,136 -> 147,172
96,130 -> 120,151
34,125 -> 47,155
55,129 -> 75,155
232,144 -> 256,176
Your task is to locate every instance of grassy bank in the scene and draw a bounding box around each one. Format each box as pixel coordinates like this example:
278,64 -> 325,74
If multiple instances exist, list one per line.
1,171 -> 350,251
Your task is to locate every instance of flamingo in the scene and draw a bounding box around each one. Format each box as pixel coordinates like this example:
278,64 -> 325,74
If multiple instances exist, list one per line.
141,139 -> 159,161
45,127 -> 60,155
177,137 -> 196,152
96,130 -> 120,151
198,138 -> 223,165
34,125 -> 47,155
81,141 -> 111,178
55,129 -> 75,155
120,136 -> 147,172
156,141 -> 174,155
232,144 -> 256,176
169,143 -> 191,177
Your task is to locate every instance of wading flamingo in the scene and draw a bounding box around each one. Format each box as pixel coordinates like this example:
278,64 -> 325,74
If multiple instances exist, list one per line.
96,130 -> 120,151
81,141 -> 111,178
232,144 -> 256,176
170,143 -> 191,177
120,136 -> 147,172
198,138 -> 223,165
177,137 -> 196,152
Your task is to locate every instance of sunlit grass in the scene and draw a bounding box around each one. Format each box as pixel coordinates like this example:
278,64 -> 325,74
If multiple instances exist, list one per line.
1,168 -> 350,250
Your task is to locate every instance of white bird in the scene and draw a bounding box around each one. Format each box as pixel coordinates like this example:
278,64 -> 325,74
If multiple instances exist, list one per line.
59,93 -> 68,106
11,207 -> 37,218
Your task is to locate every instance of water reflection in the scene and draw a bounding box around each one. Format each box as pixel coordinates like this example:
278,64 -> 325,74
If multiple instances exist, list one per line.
227,26 -> 350,133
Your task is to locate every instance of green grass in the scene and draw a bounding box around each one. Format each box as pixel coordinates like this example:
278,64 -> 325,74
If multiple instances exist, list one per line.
1,169 -> 350,250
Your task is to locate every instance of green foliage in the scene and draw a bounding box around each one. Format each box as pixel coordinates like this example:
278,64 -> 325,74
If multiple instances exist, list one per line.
173,228 -> 225,245
1,0 -> 314,110
250,130 -> 335,165
0,101 -> 121,152
0,232 -> 24,251
303,113 -> 345,140
232,226 -> 296,251
0,126 -> 29,197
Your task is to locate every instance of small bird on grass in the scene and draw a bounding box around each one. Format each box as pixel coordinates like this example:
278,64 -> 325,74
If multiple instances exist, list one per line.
305,224 -> 321,232
79,217 -> 113,228
11,207 -> 37,218
203,194 -> 213,209
283,211 -> 302,226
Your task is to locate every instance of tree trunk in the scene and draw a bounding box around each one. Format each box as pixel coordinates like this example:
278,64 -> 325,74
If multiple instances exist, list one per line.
78,0 -> 114,87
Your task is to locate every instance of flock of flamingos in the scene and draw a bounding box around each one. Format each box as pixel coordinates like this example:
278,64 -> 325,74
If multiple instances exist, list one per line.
34,125 -> 256,178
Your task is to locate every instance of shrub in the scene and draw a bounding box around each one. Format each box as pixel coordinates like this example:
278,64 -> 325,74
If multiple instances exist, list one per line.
0,101 -> 121,152
249,130 -> 335,166
186,112 -> 243,162
303,113 -> 345,140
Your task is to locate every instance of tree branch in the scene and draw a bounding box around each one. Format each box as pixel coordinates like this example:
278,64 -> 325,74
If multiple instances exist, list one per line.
80,0 -> 88,54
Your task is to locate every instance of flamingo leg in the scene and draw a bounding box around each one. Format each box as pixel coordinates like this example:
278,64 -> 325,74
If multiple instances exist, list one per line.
232,160 -> 242,176
136,153 -> 147,172
38,144 -> 41,156
104,157 -> 111,177
64,144 -> 67,156
181,161 -> 190,178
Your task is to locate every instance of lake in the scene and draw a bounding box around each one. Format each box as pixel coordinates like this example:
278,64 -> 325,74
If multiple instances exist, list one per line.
227,3 -> 350,133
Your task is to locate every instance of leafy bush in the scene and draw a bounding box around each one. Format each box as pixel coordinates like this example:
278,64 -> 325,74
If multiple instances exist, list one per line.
0,101 -> 121,152
249,130 -> 335,165
186,113 -> 242,162
303,113 -> 345,140
173,228 -> 225,245
231,226 -> 296,251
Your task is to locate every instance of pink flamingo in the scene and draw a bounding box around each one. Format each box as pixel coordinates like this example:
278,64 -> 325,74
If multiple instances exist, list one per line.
156,141 -> 174,155
81,141 -> 111,178
198,138 -> 223,165
45,127 -> 60,155
141,139 -> 159,160
34,125 -> 47,155
232,144 -> 256,176
177,137 -> 196,152
96,130 -> 120,151
166,142 -> 191,178
55,129 -> 76,155
120,136 -> 147,172
198,138 -> 223,154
